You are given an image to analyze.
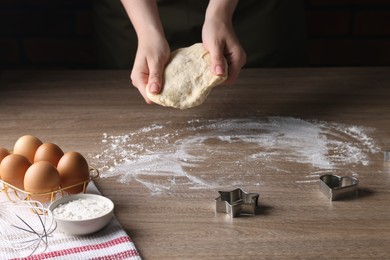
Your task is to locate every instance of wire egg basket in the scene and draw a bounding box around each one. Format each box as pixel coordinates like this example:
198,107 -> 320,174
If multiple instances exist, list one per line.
0,167 -> 99,205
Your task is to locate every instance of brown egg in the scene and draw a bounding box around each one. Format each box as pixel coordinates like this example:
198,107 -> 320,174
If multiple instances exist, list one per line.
57,151 -> 90,194
24,161 -> 61,202
13,135 -> 43,163
0,147 -> 10,165
0,154 -> 31,190
34,143 -> 64,166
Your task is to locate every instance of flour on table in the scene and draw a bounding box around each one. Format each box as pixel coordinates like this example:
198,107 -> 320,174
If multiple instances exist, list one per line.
93,117 -> 380,195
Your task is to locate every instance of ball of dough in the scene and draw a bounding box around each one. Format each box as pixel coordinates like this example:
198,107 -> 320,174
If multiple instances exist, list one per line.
146,43 -> 228,109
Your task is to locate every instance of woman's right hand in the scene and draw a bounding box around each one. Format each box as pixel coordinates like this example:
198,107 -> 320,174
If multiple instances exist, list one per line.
121,0 -> 170,103
130,37 -> 170,103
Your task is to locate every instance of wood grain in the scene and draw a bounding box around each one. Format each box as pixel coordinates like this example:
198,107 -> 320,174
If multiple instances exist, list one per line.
1,68 -> 390,259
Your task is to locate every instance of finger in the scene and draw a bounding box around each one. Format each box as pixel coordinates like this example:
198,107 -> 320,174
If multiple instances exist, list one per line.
131,67 -> 153,104
147,61 -> 165,95
130,68 -> 147,89
224,48 -> 246,84
206,43 -> 226,77
139,84 -> 154,104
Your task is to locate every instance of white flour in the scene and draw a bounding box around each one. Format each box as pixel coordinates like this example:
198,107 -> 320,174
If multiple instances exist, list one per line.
53,199 -> 110,220
93,117 -> 381,195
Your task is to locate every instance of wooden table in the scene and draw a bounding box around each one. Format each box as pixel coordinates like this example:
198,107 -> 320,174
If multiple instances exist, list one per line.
1,68 -> 390,259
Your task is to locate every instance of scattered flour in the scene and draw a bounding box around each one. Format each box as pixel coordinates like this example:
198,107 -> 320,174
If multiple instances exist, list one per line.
93,117 -> 381,195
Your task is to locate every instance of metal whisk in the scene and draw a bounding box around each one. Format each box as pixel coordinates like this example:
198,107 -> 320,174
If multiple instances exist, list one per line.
0,200 -> 57,258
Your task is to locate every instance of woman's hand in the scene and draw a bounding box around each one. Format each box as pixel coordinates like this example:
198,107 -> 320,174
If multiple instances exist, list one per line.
131,37 -> 170,103
202,0 -> 246,84
121,0 -> 170,103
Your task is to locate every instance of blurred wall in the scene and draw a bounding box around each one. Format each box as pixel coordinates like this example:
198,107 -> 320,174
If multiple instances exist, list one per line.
306,0 -> 390,66
0,0 -> 96,69
0,0 -> 389,69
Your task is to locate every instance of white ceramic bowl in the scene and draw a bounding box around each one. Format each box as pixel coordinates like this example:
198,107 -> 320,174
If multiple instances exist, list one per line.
48,193 -> 114,236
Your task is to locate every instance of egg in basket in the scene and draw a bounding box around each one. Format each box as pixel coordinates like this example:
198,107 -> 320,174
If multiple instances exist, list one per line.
0,135 -> 99,204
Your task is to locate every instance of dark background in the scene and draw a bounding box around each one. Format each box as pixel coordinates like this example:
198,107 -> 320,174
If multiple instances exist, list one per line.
1,0 -> 390,69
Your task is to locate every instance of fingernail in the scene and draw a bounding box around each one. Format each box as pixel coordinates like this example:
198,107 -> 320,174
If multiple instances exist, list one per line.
149,83 -> 160,94
215,65 -> 224,76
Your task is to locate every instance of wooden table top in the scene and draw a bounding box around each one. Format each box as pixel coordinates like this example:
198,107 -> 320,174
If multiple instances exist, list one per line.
1,68 -> 390,259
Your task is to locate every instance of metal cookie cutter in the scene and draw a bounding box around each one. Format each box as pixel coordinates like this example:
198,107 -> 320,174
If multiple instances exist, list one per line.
385,150 -> 390,162
319,174 -> 359,201
215,188 -> 259,218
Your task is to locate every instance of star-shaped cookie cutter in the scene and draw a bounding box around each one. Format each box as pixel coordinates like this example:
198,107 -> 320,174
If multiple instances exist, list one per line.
215,188 -> 259,218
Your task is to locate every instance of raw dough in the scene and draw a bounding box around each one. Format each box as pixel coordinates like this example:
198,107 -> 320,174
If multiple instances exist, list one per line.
146,43 -> 228,109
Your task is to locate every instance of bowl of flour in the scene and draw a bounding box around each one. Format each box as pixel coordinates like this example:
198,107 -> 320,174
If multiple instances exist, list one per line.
49,193 -> 114,235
